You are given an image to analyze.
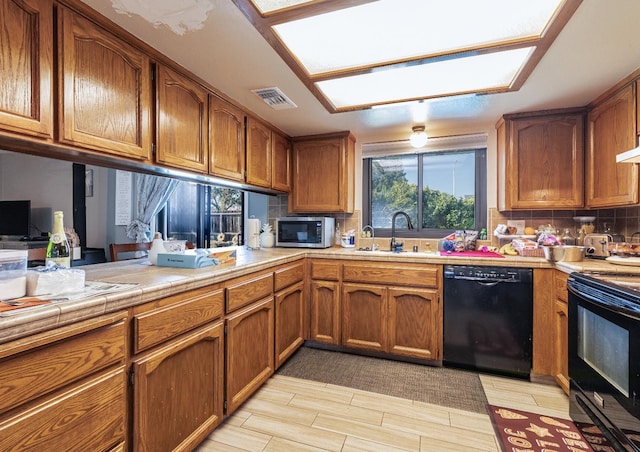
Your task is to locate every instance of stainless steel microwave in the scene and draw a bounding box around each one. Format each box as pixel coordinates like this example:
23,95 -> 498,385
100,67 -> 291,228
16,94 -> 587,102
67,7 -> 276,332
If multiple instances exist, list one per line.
276,217 -> 335,248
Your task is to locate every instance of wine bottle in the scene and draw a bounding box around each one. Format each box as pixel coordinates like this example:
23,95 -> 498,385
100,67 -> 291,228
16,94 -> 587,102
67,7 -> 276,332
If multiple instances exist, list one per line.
46,211 -> 71,267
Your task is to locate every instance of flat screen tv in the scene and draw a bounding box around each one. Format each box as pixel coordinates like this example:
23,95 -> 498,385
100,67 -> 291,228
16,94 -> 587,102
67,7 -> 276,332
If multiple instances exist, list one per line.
0,200 -> 31,238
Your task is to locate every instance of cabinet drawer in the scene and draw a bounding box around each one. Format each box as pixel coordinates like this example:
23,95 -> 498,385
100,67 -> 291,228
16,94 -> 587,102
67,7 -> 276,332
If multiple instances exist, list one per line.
274,261 -> 304,292
555,271 -> 569,303
343,263 -> 440,288
0,367 -> 126,451
310,260 -> 341,281
134,287 -> 224,353
0,314 -> 126,415
227,272 -> 274,312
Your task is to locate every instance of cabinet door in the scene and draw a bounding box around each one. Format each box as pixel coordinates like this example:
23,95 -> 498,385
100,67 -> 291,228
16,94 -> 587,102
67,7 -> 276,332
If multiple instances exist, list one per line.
226,297 -> 275,414
272,131 -> 291,192
290,132 -> 355,213
554,299 -> 569,395
388,287 -> 440,360
586,84 -> 638,207
0,0 -> 53,139
275,281 -> 305,368
156,64 -> 208,172
58,6 -> 151,159
309,280 -> 341,344
209,94 -> 245,181
342,283 -> 387,352
246,116 -> 272,188
506,113 -> 584,209
0,367 -> 126,451
132,322 -> 224,452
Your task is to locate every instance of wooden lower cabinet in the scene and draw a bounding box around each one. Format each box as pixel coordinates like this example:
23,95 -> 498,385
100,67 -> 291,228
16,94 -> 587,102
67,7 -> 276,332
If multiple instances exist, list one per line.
310,279 -> 341,344
226,297 -> 275,415
388,287 -> 440,360
553,271 -> 570,394
275,280 -> 305,368
0,312 -> 128,451
131,321 -> 224,452
342,283 -> 387,351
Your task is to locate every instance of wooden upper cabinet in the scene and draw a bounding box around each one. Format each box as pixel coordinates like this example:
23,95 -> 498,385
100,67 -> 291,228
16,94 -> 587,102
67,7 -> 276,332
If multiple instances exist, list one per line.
290,131 -> 356,213
58,6 -> 151,160
586,83 -> 638,208
209,94 -> 245,181
156,64 -> 208,172
272,131 -> 291,192
246,116 -> 272,188
497,109 -> 585,210
0,0 -> 53,139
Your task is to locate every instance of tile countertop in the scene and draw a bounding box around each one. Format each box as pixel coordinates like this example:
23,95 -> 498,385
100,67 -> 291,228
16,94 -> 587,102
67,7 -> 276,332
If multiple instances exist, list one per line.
2,246 -> 638,344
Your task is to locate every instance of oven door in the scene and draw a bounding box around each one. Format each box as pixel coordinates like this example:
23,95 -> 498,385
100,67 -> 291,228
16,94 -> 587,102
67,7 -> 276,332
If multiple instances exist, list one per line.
567,277 -> 640,451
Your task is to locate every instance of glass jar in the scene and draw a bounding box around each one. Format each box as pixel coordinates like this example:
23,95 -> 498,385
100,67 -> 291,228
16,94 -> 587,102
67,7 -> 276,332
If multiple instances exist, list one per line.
561,228 -> 575,246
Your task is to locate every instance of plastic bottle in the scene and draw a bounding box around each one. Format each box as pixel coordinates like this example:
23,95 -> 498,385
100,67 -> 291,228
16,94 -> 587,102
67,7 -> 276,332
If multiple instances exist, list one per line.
148,232 -> 166,265
335,222 -> 341,246
45,211 -> 71,268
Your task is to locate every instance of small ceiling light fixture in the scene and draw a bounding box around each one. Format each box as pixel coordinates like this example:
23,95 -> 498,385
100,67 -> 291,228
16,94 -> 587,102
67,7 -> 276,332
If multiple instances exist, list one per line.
409,125 -> 428,148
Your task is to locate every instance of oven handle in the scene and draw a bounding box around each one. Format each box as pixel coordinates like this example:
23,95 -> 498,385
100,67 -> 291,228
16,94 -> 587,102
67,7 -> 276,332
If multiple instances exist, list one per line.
567,279 -> 638,317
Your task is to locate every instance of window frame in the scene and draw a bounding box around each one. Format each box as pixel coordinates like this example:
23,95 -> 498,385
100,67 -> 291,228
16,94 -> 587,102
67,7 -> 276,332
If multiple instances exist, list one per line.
362,147 -> 486,239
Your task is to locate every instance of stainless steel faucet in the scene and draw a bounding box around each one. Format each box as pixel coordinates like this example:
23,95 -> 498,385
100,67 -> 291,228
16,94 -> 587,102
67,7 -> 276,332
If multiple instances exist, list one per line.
390,211 -> 414,251
361,225 -> 375,251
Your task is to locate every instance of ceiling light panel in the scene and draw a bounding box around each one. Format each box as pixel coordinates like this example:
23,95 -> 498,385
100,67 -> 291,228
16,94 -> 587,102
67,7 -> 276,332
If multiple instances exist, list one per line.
317,47 -> 534,109
273,0 -> 563,76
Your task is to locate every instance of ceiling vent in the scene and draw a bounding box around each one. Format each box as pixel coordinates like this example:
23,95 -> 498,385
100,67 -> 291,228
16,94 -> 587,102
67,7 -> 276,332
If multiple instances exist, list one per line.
251,87 -> 297,110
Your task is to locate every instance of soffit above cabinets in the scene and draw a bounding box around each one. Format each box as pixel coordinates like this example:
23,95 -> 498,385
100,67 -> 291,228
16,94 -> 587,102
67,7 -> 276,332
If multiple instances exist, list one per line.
233,0 -> 583,113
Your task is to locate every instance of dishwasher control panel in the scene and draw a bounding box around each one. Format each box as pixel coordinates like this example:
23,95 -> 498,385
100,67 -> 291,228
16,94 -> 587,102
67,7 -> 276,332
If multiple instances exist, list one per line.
443,265 -> 532,282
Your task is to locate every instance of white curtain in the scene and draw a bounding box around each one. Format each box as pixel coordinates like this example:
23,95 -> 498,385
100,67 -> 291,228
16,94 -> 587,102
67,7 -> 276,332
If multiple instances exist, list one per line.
126,174 -> 179,242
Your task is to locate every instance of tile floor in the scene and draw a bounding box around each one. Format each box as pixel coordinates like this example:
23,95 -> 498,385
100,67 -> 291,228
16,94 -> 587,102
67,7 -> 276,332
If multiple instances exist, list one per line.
196,370 -> 569,451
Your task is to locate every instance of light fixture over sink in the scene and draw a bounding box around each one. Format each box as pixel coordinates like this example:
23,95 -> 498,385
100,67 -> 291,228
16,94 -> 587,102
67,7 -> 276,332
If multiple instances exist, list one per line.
409,126 -> 428,148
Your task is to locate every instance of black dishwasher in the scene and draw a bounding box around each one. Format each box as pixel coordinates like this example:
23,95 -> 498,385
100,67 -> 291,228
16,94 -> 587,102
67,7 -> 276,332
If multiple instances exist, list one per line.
443,265 -> 533,378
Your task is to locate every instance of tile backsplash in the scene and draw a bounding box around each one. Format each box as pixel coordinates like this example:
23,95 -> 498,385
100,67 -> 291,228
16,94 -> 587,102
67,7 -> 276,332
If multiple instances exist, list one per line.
268,195 -> 640,249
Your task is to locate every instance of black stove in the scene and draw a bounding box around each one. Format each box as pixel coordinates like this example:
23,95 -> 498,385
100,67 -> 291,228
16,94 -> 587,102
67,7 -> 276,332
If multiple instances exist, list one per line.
567,272 -> 640,451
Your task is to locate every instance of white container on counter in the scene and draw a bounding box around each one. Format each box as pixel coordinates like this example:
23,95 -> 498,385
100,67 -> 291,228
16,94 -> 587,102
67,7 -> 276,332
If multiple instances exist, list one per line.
0,249 -> 28,299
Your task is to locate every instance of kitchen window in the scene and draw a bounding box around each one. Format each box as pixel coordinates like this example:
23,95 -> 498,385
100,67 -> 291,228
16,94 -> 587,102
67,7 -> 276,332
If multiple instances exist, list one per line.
362,148 -> 486,238
160,181 -> 243,247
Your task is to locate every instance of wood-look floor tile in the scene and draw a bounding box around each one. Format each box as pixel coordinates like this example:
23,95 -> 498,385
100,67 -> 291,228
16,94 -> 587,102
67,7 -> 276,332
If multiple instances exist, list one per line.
419,435 -> 499,452
225,409 -> 251,427
264,377 -> 354,404
252,385 -> 296,405
351,394 -> 451,426
264,436 -> 332,452
448,411 -> 494,434
242,413 -> 346,451
312,413 -> 421,451
342,435 -> 415,452
419,424 -> 500,451
381,412 -> 453,436
242,397 -> 318,426
288,393 -> 384,425
204,422 -> 271,451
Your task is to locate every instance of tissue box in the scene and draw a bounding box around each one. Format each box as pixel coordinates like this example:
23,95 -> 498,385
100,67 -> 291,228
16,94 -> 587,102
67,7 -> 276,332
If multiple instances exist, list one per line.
26,267 -> 85,296
157,248 -> 236,269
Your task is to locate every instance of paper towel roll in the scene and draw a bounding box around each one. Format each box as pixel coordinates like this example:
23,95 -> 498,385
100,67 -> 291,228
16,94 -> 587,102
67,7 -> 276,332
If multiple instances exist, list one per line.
247,218 -> 261,249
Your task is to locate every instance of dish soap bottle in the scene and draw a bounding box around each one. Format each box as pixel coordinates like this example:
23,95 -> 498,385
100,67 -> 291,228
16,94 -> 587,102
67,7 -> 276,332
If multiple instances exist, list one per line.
148,232 -> 166,265
46,211 -> 71,267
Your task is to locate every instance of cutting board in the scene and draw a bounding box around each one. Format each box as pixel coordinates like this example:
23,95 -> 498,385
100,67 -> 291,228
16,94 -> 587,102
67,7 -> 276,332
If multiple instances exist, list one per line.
439,250 -> 504,258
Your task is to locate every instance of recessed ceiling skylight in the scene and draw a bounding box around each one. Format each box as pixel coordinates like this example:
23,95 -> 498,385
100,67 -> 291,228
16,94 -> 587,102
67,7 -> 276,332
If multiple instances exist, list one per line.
234,0 -> 582,112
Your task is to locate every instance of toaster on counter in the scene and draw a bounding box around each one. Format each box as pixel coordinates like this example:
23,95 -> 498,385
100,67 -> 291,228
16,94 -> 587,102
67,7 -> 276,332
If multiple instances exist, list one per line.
584,233 -> 613,258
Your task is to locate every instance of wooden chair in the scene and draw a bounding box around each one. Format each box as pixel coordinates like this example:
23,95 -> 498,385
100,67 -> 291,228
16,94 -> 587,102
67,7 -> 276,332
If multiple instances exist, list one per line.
109,242 -> 151,262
